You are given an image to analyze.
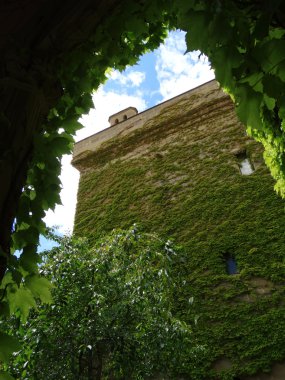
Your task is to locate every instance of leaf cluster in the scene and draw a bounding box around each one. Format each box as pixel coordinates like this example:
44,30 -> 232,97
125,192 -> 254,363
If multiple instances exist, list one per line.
2,0 -> 285,374
173,0 -> 285,195
1,0 -> 172,367
7,227 -> 191,379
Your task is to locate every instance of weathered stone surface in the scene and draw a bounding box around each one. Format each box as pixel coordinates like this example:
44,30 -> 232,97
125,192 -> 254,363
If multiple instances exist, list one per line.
109,106 -> 138,126
72,80 -> 285,379
73,80 -> 224,163
212,357 -> 233,371
244,362 -> 285,380
248,277 -> 274,295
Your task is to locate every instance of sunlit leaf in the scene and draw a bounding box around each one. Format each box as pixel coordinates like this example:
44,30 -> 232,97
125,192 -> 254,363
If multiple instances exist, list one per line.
25,275 -> 53,304
7,286 -> 36,322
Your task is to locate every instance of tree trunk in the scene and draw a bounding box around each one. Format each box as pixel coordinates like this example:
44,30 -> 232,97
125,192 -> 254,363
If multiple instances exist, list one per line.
0,61 -> 61,282
0,0 -> 121,285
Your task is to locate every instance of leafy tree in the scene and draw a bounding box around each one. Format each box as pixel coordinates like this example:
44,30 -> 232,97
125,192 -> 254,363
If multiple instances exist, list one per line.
6,227 -> 191,379
1,0 -> 285,370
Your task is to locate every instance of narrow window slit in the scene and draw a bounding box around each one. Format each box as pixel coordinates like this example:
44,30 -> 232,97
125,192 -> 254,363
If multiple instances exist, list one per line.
223,253 -> 238,275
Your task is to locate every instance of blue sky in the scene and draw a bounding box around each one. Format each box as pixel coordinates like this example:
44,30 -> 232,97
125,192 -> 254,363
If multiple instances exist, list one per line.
42,30 -> 214,240
104,52 -> 162,107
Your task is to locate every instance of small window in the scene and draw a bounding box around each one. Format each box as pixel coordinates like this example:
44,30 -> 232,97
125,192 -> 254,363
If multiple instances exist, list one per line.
223,253 -> 238,275
235,150 -> 254,175
123,114 -> 127,120
115,118 -> 119,124
239,158 -> 254,175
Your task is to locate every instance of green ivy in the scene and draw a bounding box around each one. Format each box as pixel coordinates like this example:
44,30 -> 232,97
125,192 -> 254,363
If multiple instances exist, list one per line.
2,0 -> 285,376
73,92 -> 285,378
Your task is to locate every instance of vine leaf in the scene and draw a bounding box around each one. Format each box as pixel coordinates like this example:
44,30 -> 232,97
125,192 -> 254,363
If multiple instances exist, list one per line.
63,117 -> 84,134
19,247 -> 41,273
12,227 -> 39,251
7,286 -> 37,322
185,11 -> 209,52
263,94 -> 276,111
277,60 -> 285,82
257,39 -> 285,74
0,371 -> 15,380
0,331 -> 21,363
262,74 -> 285,99
235,85 -> 263,130
25,275 -> 53,304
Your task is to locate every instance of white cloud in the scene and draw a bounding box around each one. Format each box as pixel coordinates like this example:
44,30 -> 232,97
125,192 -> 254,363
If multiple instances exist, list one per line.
76,86 -> 147,141
108,70 -> 146,87
155,31 -> 215,101
44,155 -> 80,234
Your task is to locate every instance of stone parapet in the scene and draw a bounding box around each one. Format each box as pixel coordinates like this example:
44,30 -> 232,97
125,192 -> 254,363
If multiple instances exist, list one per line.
72,80 -> 223,168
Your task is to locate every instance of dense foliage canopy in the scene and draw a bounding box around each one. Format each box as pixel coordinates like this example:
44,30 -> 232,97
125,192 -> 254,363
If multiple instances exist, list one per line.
1,0 -> 285,375
5,227 -> 191,379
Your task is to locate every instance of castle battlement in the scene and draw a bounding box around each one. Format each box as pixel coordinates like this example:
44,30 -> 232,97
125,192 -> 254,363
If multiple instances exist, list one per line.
73,80 -> 224,166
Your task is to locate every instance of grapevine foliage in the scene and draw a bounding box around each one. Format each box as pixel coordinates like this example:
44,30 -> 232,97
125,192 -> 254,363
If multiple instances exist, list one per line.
1,1 -> 170,372
175,0 -> 285,196
1,0 -> 285,375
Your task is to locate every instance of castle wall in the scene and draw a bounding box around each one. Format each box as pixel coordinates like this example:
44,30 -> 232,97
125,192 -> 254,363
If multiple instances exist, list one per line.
72,80 -> 285,379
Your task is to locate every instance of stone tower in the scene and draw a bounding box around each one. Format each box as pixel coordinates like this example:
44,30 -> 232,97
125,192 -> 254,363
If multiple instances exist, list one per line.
72,80 -> 285,379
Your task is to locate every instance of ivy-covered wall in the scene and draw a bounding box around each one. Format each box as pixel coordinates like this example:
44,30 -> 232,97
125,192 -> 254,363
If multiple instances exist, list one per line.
73,82 -> 285,379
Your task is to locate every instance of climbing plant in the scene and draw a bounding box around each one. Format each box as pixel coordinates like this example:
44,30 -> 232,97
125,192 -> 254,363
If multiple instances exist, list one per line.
0,2 -> 171,373
174,0 -> 285,196
1,0 -> 285,374
73,88 -> 285,379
